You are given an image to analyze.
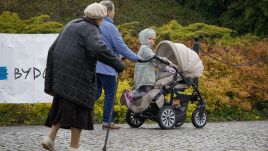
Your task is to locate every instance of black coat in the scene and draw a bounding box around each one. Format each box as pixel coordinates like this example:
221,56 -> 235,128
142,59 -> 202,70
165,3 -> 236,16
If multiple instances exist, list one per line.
44,18 -> 125,110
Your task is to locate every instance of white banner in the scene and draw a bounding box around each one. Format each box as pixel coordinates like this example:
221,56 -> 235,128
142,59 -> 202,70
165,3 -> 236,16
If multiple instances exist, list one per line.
0,33 -> 59,103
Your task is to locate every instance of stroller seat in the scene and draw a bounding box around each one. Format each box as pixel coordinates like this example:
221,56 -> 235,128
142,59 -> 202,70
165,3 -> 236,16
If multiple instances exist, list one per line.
122,71 -> 189,113
155,71 -> 188,89
121,40 -> 203,113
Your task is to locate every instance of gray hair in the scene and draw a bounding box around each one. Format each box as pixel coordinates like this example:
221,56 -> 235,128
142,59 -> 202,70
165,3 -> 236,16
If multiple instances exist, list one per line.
100,0 -> 114,11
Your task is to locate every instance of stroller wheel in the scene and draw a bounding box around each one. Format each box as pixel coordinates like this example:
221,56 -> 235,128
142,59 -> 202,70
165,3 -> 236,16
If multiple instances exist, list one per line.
158,106 -> 177,129
126,109 -> 145,128
191,108 -> 207,128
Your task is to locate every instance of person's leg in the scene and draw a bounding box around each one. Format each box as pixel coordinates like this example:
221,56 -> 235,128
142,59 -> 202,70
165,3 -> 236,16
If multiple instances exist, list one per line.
48,122 -> 61,141
70,127 -> 82,148
133,86 -> 148,99
143,85 -> 153,93
100,75 -> 119,128
42,122 -> 60,151
95,73 -> 103,100
42,96 -> 61,151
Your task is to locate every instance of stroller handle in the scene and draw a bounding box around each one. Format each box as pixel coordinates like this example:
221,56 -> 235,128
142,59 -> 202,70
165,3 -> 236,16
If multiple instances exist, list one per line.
137,55 -> 170,65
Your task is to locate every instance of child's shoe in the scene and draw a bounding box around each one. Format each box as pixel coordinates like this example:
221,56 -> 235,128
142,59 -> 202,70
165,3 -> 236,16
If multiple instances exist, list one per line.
124,91 -> 133,107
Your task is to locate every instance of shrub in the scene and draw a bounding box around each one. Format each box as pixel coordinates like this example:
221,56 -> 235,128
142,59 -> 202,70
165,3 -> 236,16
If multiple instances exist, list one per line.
0,11 -> 63,33
0,103 -> 51,126
0,11 -> 24,33
156,20 -> 235,41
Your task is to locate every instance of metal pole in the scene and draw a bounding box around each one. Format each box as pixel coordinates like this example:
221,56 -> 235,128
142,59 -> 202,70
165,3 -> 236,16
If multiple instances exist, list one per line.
193,36 -> 200,88
193,36 -> 200,101
193,36 -> 200,55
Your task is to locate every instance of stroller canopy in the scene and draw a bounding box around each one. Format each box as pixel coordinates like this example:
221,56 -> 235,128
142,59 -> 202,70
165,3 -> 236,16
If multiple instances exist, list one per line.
156,40 -> 204,78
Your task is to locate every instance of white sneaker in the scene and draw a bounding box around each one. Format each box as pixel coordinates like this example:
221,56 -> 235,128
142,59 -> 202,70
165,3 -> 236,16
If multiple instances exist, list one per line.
69,146 -> 84,151
41,136 -> 56,151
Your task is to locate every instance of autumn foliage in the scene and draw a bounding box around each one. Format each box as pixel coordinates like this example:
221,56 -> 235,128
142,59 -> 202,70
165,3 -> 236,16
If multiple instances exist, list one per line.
118,20 -> 268,120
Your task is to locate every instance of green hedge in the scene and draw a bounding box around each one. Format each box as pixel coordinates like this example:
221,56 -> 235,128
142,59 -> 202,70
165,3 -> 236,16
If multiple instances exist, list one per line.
0,103 -> 50,125
0,80 -> 132,126
0,0 -> 203,29
1,100 -> 267,126
0,11 -> 63,33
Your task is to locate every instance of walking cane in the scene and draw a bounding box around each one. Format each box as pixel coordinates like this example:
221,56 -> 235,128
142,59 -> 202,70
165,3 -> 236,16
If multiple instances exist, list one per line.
102,72 -> 121,151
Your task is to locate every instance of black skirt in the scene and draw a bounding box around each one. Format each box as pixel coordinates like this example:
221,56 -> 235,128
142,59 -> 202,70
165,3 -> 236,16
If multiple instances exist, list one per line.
45,94 -> 94,130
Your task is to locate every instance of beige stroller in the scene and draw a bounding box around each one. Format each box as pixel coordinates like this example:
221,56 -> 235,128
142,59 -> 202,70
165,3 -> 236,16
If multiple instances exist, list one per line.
122,40 -> 207,129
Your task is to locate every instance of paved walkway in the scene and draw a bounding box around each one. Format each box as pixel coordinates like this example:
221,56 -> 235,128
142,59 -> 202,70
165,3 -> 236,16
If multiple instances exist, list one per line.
0,121 -> 267,151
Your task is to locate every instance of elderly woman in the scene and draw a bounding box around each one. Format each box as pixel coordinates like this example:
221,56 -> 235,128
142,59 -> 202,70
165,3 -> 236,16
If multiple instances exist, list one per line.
41,3 -> 125,151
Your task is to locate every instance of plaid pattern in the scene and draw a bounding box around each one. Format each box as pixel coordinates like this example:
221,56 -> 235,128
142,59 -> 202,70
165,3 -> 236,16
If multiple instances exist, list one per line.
45,18 -> 125,110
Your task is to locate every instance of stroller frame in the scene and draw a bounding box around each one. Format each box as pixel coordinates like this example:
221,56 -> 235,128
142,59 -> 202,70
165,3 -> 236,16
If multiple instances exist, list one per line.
126,56 -> 207,129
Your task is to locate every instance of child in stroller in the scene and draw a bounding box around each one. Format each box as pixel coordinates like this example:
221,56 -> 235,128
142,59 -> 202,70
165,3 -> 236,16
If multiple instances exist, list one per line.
121,40 -> 208,129
124,28 -> 175,107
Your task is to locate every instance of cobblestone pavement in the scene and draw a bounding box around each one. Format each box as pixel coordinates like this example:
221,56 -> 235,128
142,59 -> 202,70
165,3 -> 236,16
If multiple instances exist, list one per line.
0,121 -> 267,151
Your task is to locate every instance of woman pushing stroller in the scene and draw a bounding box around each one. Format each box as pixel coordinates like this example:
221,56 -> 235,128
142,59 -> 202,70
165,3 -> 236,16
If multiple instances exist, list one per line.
124,28 -> 175,107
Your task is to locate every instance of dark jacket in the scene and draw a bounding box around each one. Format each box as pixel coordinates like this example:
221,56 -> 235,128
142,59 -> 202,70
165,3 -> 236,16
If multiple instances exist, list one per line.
44,18 -> 125,111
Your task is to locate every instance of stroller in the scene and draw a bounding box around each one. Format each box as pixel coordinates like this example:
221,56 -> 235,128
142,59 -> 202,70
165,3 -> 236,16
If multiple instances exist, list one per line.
123,40 -> 207,130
